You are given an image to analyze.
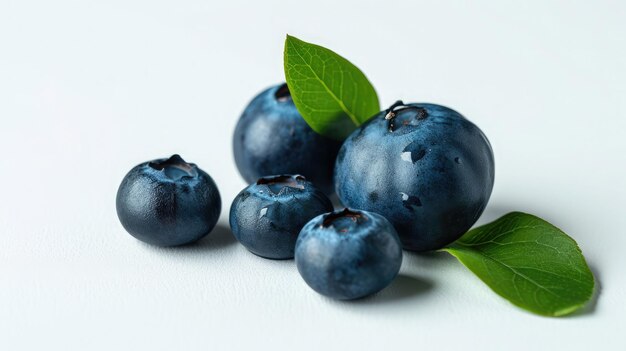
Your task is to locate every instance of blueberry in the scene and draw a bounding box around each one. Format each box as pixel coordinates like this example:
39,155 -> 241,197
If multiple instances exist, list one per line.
116,154 -> 221,246
335,102 -> 495,252
229,174 -> 333,259
295,208 -> 403,300
233,83 -> 342,195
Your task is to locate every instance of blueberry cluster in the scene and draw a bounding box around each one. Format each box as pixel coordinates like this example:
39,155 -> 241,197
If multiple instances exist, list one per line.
116,83 -> 493,300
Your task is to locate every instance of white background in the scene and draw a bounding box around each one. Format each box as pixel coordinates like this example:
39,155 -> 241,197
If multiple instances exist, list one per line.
1,1 -> 625,350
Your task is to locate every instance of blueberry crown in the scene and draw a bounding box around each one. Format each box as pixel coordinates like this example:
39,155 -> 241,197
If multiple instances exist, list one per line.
384,100 -> 428,132
149,154 -> 198,180
321,208 -> 368,233
256,174 -> 306,195
274,83 -> 292,102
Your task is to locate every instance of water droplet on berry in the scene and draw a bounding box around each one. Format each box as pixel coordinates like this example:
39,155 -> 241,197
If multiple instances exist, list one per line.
401,141 -> 427,163
400,192 -> 422,210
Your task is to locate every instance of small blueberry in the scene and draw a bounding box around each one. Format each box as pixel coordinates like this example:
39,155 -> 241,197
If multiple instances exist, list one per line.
116,154 -> 221,246
229,174 -> 333,259
295,208 -> 403,300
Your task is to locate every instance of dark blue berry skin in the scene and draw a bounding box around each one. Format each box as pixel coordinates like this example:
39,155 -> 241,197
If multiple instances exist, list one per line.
233,83 -> 341,195
334,102 -> 495,252
229,175 -> 333,259
295,209 -> 403,300
116,155 -> 221,246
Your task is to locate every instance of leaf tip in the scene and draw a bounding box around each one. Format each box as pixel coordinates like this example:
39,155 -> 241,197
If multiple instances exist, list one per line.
285,34 -> 302,45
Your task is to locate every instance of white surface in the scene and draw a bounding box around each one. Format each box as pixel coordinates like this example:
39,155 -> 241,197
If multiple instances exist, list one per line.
1,1 -> 625,350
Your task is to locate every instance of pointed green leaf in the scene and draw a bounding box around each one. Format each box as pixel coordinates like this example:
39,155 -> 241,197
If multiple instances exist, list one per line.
443,212 -> 595,317
284,35 -> 380,140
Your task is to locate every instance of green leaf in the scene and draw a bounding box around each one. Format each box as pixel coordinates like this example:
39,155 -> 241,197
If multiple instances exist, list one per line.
443,212 -> 595,317
283,35 -> 380,140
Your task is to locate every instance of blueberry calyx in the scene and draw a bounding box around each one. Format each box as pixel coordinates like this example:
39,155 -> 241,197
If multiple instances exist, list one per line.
148,154 -> 198,180
274,83 -> 292,102
256,174 -> 306,195
384,100 -> 429,132
321,208 -> 368,233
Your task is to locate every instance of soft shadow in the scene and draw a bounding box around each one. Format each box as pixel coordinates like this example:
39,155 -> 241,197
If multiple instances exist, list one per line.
566,264 -> 602,318
342,274 -> 434,305
402,250 -> 457,268
138,222 -> 237,253
194,222 -> 237,249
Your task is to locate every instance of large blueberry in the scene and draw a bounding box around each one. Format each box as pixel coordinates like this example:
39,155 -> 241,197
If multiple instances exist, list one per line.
229,175 -> 333,259
295,208 -> 402,300
233,83 -> 341,195
116,154 -> 221,246
334,101 -> 495,252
